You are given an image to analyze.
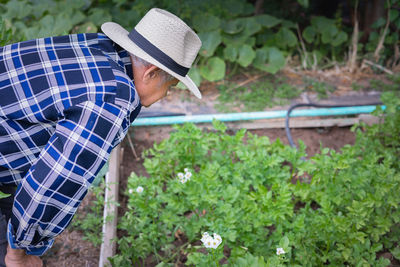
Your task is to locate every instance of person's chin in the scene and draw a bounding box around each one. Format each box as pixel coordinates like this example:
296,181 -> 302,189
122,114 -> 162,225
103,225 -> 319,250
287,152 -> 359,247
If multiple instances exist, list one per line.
143,103 -> 152,107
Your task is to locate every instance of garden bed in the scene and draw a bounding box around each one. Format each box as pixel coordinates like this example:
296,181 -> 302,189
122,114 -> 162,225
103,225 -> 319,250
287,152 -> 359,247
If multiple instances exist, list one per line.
120,125 -> 357,181
41,69 -> 399,267
42,125 -> 357,267
118,126 -> 360,266
43,119 -> 400,266
111,113 -> 399,266
113,107 -> 399,266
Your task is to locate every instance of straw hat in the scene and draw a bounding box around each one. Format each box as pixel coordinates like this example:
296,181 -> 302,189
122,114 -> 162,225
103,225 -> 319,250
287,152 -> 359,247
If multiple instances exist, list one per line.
101,8 -> 202,98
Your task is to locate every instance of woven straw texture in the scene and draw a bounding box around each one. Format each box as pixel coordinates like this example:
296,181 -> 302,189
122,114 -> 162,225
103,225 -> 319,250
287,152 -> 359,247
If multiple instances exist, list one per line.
101,8 -> 202,98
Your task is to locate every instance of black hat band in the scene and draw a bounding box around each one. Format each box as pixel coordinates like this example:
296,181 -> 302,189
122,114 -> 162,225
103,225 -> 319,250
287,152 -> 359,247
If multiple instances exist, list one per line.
128,29 -> 189,77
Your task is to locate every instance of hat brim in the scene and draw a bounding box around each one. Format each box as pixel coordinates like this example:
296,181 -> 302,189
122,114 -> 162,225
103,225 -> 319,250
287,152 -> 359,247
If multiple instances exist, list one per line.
101,22 -> 202,99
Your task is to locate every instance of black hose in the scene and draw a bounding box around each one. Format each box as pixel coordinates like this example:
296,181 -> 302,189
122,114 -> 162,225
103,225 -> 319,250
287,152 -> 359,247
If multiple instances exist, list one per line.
285,102 -> 382,148
138,110 -> 185,118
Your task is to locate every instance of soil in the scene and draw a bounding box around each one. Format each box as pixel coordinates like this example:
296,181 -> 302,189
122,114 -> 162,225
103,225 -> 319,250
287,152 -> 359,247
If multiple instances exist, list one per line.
40,66 -> 398,266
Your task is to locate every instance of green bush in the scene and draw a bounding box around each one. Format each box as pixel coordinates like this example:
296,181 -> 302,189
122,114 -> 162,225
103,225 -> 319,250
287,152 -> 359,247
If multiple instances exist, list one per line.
301,16 -> 348,66
0,0 -> 352,85
365,0 -> 400,64
3,0 -> 398,82
108,92 -> 400,266
71,181 -> 106,246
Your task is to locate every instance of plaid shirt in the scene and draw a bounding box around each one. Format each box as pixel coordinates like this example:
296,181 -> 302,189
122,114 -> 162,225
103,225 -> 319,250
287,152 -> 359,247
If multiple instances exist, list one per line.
0,33 -> 141,255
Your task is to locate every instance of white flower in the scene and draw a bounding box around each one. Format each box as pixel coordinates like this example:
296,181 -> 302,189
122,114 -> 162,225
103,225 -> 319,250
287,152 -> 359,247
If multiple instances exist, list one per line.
184,171 -> 192,179
210,233 -> 222,249
213,233 -> 222,244
201,232 -> 222,249
128,189 -> 133,194
177,169 -> 193,184
136,186 -> 144,193
201,232 -> 213,248
201,232 -> 210,242
276,247 -> 285,255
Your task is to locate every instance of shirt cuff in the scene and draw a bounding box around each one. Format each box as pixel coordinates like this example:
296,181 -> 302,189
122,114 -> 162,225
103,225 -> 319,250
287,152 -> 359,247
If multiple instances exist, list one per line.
7,221 -> 54,256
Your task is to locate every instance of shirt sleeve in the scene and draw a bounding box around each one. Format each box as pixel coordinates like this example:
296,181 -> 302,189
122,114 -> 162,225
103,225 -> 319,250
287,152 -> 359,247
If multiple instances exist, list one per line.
7,100 -> 129,255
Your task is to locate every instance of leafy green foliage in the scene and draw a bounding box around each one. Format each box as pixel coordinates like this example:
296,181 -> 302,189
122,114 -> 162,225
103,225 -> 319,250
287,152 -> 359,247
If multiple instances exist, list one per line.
301,16 -> 348,65
297,0 -> 309,8
2,0 -> 397,86
106,92 -> 400,266
71,179 -> 106,246
0,19 -> 14,46
0,190 -> 10,199
365,0 -> 400,64
0,0 -> 308,84
192,9 -> 294,82
10,0 -> 399,87
303,17 -> 348,47
199,57 -> 226,82
253,47 -> 286,74
355,91 -> 400,167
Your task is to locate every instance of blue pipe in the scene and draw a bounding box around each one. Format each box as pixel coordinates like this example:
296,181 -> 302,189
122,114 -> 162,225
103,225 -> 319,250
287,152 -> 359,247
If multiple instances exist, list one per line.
132,105 -> 386,126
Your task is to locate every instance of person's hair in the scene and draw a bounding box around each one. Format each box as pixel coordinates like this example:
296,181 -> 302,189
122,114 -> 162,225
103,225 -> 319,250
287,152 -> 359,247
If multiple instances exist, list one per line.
130,54 -> 175,83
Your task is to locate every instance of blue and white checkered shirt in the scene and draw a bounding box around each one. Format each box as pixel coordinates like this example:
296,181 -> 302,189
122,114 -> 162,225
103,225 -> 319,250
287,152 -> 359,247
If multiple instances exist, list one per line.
0,33 -> 141,255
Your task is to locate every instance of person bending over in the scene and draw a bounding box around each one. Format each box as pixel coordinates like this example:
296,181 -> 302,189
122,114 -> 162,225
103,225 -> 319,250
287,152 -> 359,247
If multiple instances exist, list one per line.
0,8 -> 202,267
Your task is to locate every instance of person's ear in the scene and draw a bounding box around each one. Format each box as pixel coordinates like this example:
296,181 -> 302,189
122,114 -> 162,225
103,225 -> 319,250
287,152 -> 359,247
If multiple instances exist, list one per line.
143,65 -> 159,83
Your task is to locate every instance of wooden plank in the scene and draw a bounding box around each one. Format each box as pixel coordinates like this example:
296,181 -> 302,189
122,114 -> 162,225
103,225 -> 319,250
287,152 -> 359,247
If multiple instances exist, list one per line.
99,144 -> 121,267
220,114 -> 380,130
131,115 -> 380,137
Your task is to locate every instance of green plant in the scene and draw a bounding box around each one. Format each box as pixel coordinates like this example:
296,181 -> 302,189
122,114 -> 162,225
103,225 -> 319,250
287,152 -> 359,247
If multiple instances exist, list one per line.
111,120 -> 304,266
216,82 -> 274,112
303,77 -> 335,98
1,0 -> 374,87
369,74 -> 400,92
217,77 -> 301,112
351,82 -> 363,91
274,82 -> 302,100
195,12 -> 289,83
108,92 -> 400,266
300,16 -> 348,67
71,179 -> 106,246
0,191 -> 10,199
0,18 -> 14,46
355,91 -> 400,165
365,0 -> 400,64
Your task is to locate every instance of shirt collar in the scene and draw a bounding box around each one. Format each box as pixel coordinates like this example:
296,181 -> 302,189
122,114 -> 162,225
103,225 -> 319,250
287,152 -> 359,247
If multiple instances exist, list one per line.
114,44 -> 133,80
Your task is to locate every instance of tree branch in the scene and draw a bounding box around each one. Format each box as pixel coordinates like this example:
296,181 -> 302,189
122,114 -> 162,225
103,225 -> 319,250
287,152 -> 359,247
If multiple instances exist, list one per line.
362,59 -> 394,75
348,0 -> 359,72
374,0 -> 391,62
296,23 -> 308,69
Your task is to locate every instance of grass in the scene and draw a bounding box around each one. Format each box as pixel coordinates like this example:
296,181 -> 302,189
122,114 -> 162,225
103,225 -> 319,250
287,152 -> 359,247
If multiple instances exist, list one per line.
216,75 -> 301,112
302,77 -> 335,99
370,75 -> 400,92
216,71 -> 400,113
353,74 -> 400,92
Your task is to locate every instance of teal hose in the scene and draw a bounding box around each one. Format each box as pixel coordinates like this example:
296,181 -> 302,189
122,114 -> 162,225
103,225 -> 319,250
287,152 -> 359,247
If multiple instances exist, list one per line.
132,105 -> 385,126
